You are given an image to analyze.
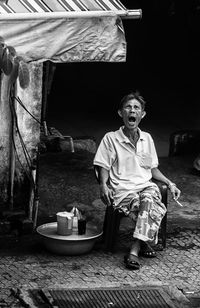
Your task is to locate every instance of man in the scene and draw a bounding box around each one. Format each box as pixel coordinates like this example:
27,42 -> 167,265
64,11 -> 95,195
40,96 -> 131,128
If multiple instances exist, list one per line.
93,91 -> 181,270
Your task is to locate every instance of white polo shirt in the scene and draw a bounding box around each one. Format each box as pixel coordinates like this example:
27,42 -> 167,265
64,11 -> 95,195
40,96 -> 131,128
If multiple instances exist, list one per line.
93,126 -> 159,206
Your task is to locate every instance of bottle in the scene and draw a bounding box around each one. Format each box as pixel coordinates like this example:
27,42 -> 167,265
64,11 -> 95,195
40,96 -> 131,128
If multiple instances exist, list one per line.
71,207 -> 78,234
78,212 -> 87,235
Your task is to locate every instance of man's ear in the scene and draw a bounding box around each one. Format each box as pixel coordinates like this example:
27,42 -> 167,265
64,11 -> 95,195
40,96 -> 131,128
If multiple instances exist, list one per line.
118,109 -> 122,117
141,111 -> 146,118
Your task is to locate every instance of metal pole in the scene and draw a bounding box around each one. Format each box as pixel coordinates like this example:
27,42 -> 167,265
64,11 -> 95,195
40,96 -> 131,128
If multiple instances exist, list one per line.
41,61 -> 50,137
8,83 -> 17,211
0,9 -> 142,20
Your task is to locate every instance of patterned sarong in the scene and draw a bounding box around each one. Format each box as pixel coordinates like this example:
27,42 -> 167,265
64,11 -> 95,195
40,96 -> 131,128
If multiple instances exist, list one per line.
115,185 -> 167,244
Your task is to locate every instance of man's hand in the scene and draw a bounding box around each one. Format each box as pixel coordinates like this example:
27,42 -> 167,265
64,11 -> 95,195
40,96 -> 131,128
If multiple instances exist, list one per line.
169,183 -> 181,201
100,184 -> 114,206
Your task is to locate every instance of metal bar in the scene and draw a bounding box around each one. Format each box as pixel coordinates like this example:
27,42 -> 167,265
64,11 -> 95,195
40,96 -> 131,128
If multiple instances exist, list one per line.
33,147 -> 40,229
102,290 -> 118,307
121,289 -> 135,307
8,83 -> 17,211
77,290 -> 97,308
41,61 -> 50,125
0,9 -> 142,20
28,167 -> 36,220
40,288 -> 175,307
66,290 -> 81,308
75,290 -> 89,308
56,290 -> 69,308
122,9 -> 142,19
91,290 -> 107,308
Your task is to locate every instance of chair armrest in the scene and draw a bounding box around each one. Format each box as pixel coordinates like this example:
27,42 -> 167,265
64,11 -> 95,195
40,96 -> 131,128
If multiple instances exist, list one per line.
152,178 -> 167,190
152,178 -> 168,206
95,167 -> 168,206
95,167 -> 168,193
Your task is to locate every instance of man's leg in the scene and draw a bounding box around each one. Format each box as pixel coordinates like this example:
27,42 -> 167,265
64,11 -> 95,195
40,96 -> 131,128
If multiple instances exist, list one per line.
116,193 -> 142,269
129,239 -> 141,256
133,185 -> 167,245
116,186 -> 166,268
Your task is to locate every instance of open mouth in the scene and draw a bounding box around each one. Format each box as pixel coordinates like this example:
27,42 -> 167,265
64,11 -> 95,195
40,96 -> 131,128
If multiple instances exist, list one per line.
128,116 -> 136,123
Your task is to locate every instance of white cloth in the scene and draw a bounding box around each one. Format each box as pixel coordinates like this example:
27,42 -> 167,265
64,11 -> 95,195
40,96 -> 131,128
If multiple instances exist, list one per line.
0,16 -> 126,63
93,126 -> 159,206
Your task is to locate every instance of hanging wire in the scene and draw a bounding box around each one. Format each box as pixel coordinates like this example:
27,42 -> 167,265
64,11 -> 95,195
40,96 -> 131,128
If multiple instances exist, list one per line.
14,95 -> 52,135
14,95 -> 42,125
10,95 -> 32,167
9,92 -> 36,188
9,93 -> 30,174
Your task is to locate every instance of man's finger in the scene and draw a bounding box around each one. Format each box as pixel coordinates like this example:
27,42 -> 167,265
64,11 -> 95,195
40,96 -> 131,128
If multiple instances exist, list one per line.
105,195 -> 111,206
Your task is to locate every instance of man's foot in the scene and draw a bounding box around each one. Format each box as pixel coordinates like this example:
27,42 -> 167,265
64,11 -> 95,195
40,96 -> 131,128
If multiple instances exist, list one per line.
139,242 -> 156,258
124,254 -> 140,270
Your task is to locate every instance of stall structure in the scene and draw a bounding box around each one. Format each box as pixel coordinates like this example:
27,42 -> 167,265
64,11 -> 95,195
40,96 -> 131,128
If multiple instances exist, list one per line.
0,0 -> 141,220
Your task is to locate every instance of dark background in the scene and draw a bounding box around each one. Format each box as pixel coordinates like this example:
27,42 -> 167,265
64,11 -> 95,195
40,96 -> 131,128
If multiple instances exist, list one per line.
46,0 -> 200,156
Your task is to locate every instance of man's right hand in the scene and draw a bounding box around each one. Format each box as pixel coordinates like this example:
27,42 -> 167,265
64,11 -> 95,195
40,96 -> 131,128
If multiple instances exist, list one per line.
100,184 -> 114,206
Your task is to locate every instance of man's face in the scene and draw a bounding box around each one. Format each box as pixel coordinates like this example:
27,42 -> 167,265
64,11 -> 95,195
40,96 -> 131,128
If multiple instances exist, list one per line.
118,98 -> 146,129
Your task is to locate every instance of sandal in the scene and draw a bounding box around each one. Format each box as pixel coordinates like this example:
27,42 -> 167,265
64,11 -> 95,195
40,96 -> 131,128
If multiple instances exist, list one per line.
124,254 -> 140,270
139,242 -> 156,258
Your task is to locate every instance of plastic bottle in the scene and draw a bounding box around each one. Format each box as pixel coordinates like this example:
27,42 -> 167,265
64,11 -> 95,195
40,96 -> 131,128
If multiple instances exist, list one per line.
78,212 -> 86,235
71,207 -> 78,234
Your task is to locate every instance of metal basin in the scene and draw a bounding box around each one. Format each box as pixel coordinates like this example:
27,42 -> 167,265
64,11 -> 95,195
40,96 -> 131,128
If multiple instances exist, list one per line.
37,222 -> 103,255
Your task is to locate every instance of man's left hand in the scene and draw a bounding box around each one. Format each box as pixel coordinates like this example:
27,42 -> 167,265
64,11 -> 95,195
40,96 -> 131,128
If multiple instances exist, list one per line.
170,184 -> 181,200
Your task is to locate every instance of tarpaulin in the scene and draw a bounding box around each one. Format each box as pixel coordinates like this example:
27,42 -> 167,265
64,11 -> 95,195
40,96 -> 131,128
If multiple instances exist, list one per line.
0,15 -> 126,63
0,0 -> 130,63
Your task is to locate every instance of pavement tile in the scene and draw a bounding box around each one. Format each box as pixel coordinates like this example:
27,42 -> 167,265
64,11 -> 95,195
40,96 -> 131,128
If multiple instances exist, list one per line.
0,227 -> 200,307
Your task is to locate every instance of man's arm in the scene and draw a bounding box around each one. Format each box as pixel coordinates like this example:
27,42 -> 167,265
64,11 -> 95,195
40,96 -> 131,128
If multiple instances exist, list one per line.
98,167 -> 113,206
152,167 -> 181,200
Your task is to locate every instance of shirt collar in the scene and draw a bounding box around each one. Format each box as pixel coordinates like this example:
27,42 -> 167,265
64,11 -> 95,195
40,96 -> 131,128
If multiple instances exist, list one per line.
116,126 -> 145,143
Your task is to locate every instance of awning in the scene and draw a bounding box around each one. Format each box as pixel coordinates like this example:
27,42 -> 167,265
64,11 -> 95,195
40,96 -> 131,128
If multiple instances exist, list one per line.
0,0 -> 142,63
0,0 -> 141,18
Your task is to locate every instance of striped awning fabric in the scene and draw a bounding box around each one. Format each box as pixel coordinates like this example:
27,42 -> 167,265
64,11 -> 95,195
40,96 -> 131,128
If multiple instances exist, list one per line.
0,0 -> 136,63
0,0 -> 127,14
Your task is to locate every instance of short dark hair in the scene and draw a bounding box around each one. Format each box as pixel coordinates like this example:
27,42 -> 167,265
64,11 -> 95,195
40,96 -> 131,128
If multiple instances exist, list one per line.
118,91 -> 146,111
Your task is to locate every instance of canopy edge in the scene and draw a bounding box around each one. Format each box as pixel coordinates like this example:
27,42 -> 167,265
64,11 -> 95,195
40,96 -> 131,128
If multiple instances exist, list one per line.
0,9 -> 142,21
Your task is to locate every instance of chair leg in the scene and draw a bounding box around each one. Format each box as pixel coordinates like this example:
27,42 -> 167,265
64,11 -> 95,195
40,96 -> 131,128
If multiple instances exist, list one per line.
160,213 -> 167,249
103,206 -> 114,251
108,210 -> 121,252
103,206 -> 121,252
160,186 -> 168,249
102,206 -> 110,241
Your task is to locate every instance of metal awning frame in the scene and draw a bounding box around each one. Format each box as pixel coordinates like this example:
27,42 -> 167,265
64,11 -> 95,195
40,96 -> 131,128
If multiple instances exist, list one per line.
0,9 -> 142,20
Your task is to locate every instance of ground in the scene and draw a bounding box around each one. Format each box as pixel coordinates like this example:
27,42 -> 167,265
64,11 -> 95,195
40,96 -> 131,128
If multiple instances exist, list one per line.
0,148 -> 200,307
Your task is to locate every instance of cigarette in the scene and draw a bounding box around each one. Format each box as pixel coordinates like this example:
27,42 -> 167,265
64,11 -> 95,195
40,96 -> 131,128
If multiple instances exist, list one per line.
174,199 -> 184,207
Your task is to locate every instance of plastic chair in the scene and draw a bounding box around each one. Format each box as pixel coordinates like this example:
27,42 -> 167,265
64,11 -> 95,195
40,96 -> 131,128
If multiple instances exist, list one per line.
94,165 -> 168,252
168,129 -> 200,157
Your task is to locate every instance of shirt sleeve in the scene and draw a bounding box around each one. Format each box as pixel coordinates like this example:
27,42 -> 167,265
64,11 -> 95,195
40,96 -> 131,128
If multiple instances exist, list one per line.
93,133 -> 116,170
149,135 -> 159,168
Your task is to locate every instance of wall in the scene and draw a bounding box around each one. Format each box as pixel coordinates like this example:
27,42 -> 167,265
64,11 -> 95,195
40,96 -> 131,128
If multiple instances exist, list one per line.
0,63 -> 43,210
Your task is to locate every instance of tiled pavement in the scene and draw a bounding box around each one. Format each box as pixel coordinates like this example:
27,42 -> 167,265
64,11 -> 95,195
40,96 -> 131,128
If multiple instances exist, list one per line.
0,223 -> 200,307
